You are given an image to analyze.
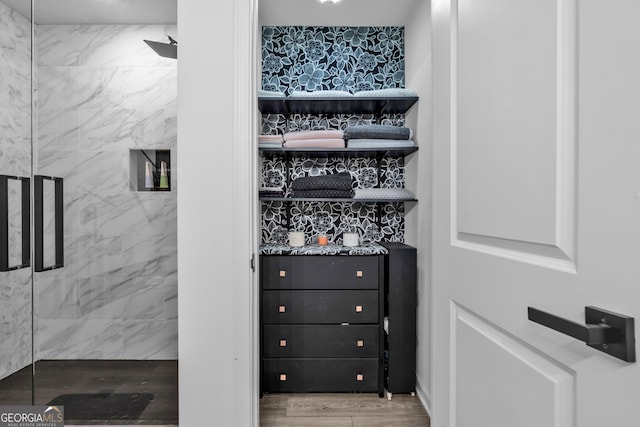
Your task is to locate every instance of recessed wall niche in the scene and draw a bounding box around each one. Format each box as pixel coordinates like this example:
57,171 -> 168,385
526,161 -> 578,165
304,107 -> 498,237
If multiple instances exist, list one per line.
130,149 -> 172,192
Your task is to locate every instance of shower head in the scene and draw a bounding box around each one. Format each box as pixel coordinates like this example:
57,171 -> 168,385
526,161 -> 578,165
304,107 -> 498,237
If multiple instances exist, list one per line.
144,36 -> 177,59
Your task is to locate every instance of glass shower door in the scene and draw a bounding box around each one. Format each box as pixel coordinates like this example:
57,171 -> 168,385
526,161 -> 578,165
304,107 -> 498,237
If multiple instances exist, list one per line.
31,1 -> 178,424
0,0 -> 33,407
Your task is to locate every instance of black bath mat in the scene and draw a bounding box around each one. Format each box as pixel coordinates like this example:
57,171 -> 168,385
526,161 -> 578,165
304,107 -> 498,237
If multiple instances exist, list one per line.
47,393 -> 153,420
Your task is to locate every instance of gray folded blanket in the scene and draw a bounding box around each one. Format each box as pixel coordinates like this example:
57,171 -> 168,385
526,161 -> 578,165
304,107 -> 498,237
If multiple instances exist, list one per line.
347,139 -> 415,148
292,189 -> 354,198
291,172 -> 353,191
344,124 -> 411,141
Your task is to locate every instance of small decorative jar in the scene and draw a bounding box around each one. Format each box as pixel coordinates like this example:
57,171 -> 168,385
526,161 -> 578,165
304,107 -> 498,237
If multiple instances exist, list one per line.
317,233 -> 328,246
342,226 -> 359,247
272,226 -> 289,246
288,231 -> 305,247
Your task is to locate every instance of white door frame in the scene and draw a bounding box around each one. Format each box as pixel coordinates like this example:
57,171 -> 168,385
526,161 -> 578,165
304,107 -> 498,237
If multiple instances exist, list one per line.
232,0 -> 260,426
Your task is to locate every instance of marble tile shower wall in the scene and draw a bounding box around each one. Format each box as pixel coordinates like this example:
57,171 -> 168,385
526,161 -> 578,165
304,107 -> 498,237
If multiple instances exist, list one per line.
0,1 -> 32,380
34,25 -> 177,360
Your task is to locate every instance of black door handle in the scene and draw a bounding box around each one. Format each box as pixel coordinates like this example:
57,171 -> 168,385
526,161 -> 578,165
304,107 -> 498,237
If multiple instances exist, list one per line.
528,306 -> 635,363
528,307 -> 622,345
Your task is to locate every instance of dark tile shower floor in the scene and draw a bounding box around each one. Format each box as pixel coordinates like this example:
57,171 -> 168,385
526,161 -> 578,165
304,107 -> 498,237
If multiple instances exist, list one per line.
0,360 -> 178,425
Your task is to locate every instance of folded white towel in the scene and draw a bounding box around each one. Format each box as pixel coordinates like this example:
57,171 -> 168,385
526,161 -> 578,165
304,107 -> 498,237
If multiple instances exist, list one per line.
258,89 -> 285,97
354,88 -> 418,97
353,188 -> 415,200
290,90 -> 353,97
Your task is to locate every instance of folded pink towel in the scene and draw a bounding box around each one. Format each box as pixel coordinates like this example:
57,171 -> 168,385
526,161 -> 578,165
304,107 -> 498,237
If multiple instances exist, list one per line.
284,139 -> 346,148
258,134 -> 284,141
283,129 -> 344,141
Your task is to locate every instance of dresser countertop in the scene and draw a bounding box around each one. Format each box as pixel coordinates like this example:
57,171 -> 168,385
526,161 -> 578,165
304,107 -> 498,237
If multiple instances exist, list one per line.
259,243 -> 388,256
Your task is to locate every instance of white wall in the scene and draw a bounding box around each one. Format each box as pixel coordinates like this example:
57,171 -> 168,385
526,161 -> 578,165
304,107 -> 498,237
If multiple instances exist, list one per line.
178,0 -> 257,425
404,0 -> 433,413
178,0 -> 235,423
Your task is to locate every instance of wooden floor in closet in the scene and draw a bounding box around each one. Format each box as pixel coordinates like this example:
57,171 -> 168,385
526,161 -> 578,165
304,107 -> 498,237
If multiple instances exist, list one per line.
260,393 -> 430,427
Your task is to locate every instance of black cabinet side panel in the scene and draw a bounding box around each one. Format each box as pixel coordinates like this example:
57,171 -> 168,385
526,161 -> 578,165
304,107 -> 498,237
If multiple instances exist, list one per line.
381,242 -> 417,393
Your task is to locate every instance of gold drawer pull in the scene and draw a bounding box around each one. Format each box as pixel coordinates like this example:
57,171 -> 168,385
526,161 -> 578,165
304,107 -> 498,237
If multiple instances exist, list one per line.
278,305 -> 286,313
357,340 -> 364,347
280,374 -> 287,381
279,339 -> 287,347
355,305 -> 363,313
279,270 -> 286,278
356,270 -> 363,278
356,374 -> 364,381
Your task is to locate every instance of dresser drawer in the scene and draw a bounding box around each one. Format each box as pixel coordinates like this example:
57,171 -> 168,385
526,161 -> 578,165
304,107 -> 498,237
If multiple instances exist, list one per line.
261,255 -> 381,290
263,324 -> 379,358
262,290 -> 378,324
262,358 -> 379,392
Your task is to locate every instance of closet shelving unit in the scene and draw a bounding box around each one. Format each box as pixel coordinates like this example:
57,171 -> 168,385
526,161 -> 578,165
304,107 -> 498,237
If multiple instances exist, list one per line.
258,95 -> 419,204
258,95 -> 418,115
259,94 -> 419,397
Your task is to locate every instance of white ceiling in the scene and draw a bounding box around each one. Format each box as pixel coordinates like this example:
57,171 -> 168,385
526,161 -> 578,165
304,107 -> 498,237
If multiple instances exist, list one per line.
2,0 -> 414,26
259,0 -> 419,26
2,0 -> 176,24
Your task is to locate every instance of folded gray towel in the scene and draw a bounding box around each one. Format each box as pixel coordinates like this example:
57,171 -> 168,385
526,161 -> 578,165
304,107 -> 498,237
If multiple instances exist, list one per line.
347,140 -> 415,148
344,125 -> 411,141
291,172 -> 353,191
292,189 -> 354,198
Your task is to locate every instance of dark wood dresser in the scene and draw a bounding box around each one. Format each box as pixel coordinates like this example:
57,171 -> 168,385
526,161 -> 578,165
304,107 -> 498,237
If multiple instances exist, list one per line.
260,254 -> 385,395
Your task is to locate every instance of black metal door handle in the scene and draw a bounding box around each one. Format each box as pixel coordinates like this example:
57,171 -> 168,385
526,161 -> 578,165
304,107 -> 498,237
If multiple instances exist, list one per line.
528,307 -> 622,345
528,306 -> 635,363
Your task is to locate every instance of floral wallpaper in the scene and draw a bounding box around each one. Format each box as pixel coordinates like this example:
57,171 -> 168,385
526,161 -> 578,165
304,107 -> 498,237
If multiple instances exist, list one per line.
260,26 -> 409,245
261,200 -> 405,246
262,26 -> 405,95
261,113 -> 405,136
262,157 -> 405,196
260,156 -> 406,245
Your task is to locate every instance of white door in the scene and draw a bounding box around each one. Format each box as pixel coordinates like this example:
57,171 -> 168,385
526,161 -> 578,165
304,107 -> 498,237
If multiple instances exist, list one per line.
432,0 -> 640,426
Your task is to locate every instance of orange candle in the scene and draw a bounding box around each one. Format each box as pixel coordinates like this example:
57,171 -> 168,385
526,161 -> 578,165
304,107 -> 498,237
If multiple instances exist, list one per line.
318,235 -> 328,246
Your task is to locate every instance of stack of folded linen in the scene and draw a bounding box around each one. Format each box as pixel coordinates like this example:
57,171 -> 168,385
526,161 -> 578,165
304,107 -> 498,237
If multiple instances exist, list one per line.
259,186 -> 284,198
291,172 -> 353,198
258,134 -> 283,148
290,90 -> 353,97
258,89 -> 285,97
353,88 -> 418,97
283,129 -> 345,149
344,124 -> 415,149
353,188 -> 415,200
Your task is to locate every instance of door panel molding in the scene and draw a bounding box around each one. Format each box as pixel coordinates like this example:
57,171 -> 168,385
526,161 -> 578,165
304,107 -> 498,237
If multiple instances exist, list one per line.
450,301 -> 576,427
450,0 -> 577,273
456,232 -> 575,273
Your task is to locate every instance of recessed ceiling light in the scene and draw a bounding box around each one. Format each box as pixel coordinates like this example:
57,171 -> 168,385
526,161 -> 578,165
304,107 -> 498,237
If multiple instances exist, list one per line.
318,0 -> 344,4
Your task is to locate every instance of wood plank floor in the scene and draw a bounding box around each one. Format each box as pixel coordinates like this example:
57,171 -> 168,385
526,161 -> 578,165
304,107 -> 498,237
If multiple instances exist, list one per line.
260,393 -> 430,427
0,361 -> 178,425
